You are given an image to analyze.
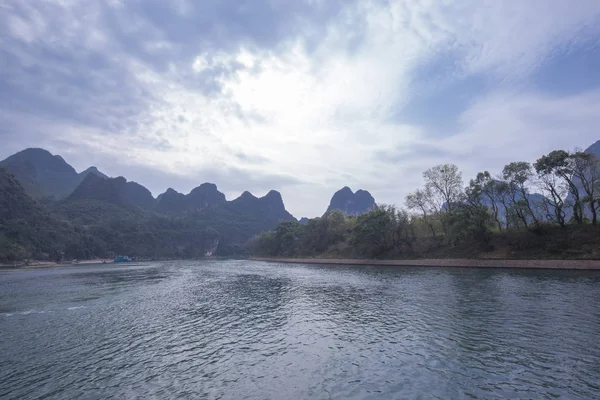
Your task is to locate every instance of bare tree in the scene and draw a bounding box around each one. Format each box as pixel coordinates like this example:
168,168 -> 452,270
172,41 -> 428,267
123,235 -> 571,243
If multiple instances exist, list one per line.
406,188 -> 437,239
423,164 -> 464,213
536,169 -> 568,227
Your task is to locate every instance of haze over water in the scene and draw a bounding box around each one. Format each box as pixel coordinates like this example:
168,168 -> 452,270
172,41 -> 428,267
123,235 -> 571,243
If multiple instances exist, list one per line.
1,261 -> 599,399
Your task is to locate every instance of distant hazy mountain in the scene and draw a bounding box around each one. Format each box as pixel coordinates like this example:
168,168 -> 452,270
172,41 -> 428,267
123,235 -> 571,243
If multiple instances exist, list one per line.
79,166 -> 109,180
228,190 -> 296,226
68,174 -> 155,209
156,183 -> 226,214
0,148 -> 108,199
325,186 -> 376,216
160,189 -> 297,246
157,185 -> 295,229
585,140 -> 600,157
478,187 -> 547,225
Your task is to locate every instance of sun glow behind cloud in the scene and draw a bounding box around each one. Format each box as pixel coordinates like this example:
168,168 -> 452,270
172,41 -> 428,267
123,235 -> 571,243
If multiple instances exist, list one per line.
1,0 -> 600,217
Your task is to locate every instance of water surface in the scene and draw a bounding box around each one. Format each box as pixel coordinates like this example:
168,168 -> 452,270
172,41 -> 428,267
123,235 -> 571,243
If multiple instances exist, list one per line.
1,260 -> 599,399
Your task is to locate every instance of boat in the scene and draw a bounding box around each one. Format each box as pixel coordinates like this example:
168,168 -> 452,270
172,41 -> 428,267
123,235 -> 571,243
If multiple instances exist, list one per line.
114,255 -> 132,263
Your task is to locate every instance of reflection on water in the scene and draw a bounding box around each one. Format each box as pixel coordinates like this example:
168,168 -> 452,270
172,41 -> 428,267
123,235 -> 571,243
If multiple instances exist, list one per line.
1,261 -> 599,399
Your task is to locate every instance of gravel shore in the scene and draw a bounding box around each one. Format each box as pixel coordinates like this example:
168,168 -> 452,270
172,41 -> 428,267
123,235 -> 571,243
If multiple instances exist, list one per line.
250,257 -> 600,270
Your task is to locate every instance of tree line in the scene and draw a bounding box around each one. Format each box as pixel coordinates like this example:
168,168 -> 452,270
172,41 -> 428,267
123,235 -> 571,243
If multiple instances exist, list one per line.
250,149 -> 600,259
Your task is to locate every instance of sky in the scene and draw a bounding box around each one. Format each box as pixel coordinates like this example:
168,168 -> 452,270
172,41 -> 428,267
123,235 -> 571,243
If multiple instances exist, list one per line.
1,1 -> 600,218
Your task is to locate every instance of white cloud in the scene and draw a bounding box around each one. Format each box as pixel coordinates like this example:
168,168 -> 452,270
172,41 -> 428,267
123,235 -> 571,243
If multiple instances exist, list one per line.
2,0 -> 600,217
449,89 -> 600,174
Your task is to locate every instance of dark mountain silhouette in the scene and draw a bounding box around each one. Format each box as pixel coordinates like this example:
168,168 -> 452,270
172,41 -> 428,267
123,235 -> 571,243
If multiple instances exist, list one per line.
156,183 -> 226,214
156,188 -> 187,212
0,148 -> 108,199
0,168 -> 80,261
68,174 -> 155,209
0,148 -> 296,259
0,148 -> 79,198
156,186 -> 295,236
325,186 -> 375,216
79,166 -> 108,180
228,190 -> 295,226
189,183 -> 227,209
586,139 -> 600,156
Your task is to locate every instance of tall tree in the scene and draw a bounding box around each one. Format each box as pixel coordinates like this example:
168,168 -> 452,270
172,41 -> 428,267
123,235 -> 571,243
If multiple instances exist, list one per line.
534,153 -> 569,228
423,164 -> 464,213
535,150 -> 583,224
406,188 -> 437,239
502,162 -> 540,230
469,171 -> 503,230
570,151 -> 600,225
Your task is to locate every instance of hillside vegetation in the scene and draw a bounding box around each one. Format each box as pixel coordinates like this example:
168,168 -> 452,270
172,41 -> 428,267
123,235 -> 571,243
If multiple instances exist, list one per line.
251,148 -> 600,260
0,168 -> 293,262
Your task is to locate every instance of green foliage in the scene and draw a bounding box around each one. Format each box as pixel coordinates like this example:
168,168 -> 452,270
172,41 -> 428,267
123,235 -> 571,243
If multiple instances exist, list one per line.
252,151 -> 600,260
251,205 -> 415,259
4,144 -> 600,262
0,168 -> 82,262
350,206 -> 399,258
1,168 -> 287,262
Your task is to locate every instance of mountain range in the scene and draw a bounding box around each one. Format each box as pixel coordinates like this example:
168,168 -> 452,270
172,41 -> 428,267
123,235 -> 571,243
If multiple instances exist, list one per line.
0,148 -> 376,261
4,140 -> 600,262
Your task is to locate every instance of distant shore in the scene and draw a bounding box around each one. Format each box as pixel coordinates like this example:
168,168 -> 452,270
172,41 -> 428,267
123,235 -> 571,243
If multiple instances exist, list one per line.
250,257 -> 600,270
0,259 -> 113,271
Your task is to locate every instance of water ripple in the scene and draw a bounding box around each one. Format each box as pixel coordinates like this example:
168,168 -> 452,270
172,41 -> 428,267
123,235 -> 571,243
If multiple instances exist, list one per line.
1,261 -> 600,399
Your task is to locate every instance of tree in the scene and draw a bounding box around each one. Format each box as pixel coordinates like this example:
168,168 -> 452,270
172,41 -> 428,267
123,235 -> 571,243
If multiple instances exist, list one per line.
502,162 -> 540,230
468,171 -> 503,230
534,153 -> 569,228
535,150 -> 583,224
447,203 -> 491,245
423,164 -> 464,213
350,205 -> 398,258
395,209 -> 415,252
569,151 -> 600,225
273,220 -> 303,256
406,188 -> 437,239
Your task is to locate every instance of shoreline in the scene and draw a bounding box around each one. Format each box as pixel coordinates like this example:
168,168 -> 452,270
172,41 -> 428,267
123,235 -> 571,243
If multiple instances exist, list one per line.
0,259 -> 113,271
4,257 -> 600,271
250,257 -> 600,270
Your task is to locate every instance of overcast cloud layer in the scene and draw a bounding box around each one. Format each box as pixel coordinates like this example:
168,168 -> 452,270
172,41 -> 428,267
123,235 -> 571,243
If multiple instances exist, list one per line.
2,0 -> 600,217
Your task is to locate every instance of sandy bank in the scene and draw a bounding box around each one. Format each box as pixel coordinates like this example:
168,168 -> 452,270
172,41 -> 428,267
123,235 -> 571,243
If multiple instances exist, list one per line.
250,257 -> 600,270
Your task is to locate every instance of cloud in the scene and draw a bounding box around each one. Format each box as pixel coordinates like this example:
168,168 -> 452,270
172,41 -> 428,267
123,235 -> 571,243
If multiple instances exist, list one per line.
1,0 -> 600,217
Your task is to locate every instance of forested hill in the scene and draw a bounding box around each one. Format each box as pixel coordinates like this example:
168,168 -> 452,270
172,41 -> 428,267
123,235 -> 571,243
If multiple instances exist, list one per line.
0,168 -> 81,261
251,143 -> 600,260
0,148 -> 298,262
0,148 -> 108,199
3,141 -> 600,262
0,167 -> 297,262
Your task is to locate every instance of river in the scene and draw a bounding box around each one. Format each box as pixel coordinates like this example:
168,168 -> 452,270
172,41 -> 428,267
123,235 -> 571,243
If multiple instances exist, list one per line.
1,260 -> 599,399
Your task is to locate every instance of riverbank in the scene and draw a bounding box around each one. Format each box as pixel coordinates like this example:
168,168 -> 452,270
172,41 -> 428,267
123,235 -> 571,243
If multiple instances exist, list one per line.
0,259 -> 113,271
250,257 -> 600,270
